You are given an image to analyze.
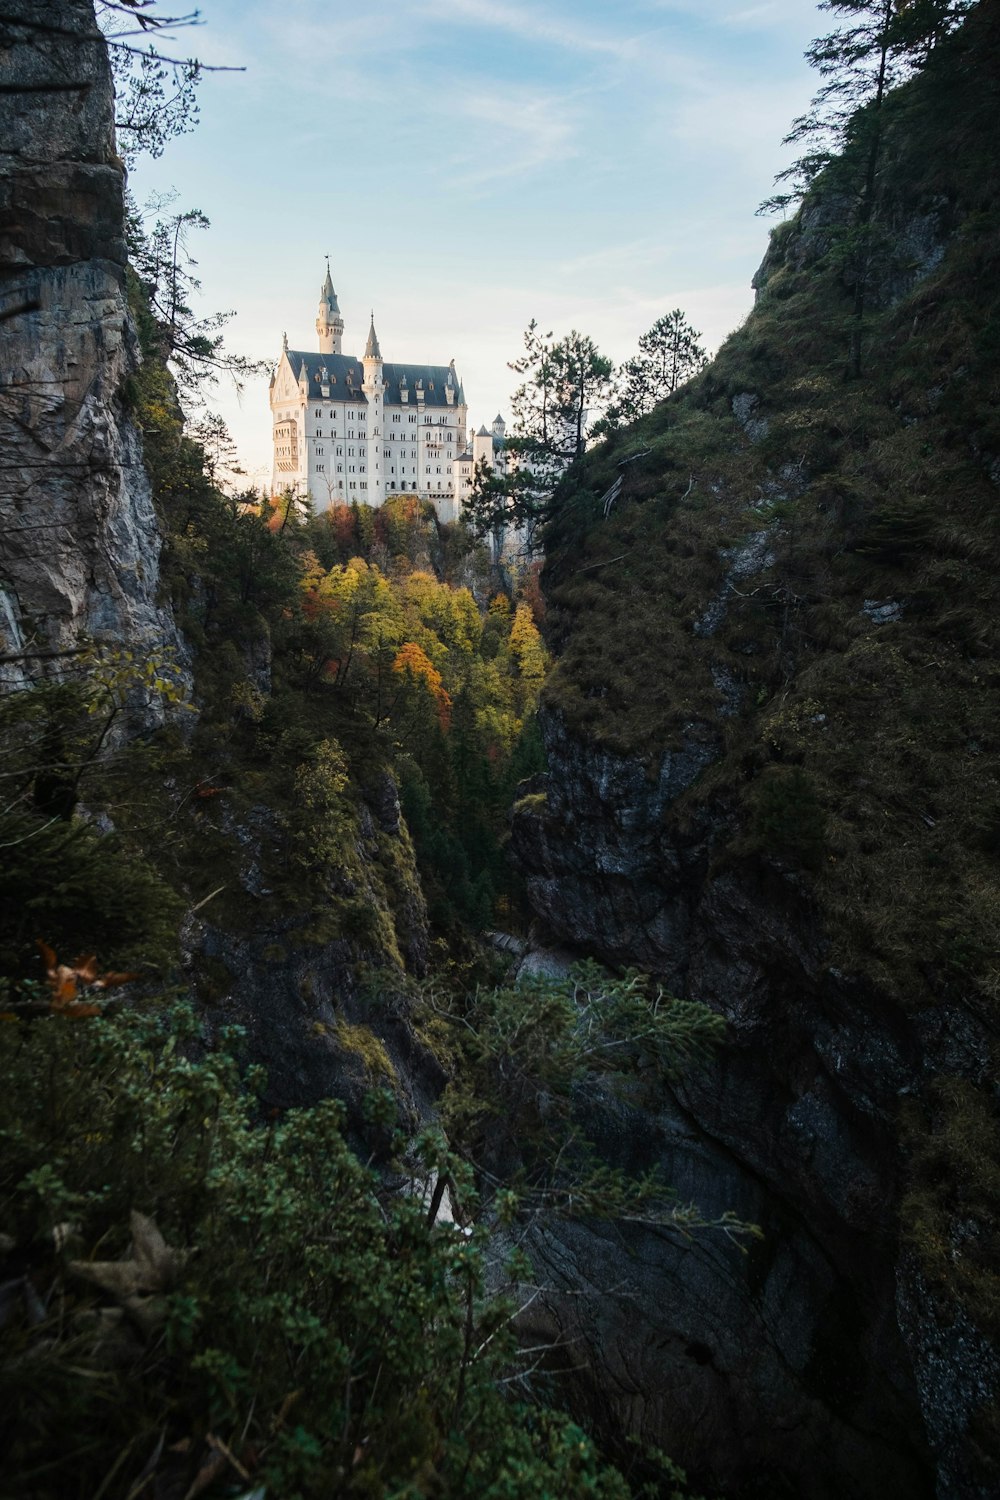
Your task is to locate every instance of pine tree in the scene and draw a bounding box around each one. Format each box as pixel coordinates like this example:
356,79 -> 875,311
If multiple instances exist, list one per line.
761,0 -> 978,377
616,310 -> 708,423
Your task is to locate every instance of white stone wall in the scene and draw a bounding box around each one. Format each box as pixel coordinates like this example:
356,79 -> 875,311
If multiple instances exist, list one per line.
270,346 -> 495,521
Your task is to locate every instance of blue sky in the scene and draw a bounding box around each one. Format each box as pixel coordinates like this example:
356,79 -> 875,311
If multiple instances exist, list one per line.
131,0 -> 824,486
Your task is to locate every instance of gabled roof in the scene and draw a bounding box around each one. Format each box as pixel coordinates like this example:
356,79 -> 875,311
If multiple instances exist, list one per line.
289,350 -> 368,400
285,350 -> 463,408
380,362 -> 460,407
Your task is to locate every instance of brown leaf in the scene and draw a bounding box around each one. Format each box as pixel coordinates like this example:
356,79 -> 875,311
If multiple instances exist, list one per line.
93,970 -> 140,990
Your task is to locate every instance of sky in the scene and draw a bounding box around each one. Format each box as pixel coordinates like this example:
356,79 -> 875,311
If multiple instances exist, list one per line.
128,0 -> 825,489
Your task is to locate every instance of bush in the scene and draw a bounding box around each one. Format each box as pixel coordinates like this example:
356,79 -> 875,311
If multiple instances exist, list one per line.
0,1004 -> 638,1500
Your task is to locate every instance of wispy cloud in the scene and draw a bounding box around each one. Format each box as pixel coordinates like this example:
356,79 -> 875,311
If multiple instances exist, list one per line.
447,84 -> 580,188
446,0 -> 645,62
557,238 -> 665,278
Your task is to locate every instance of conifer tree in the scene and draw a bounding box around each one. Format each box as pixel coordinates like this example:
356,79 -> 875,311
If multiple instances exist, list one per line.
616,309 -> 708,423
761,0 -> 978,377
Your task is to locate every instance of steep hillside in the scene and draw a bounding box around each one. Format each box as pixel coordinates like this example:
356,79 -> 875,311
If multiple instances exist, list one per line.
513,8 -> 1000,1497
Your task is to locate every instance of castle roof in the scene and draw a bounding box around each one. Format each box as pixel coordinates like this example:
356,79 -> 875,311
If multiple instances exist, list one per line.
290,351 -> 365,395
284,350 -> 461,408
381,362 -> 459,406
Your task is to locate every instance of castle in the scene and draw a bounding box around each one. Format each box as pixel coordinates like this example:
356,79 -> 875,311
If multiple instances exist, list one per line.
270,267 -> 507,521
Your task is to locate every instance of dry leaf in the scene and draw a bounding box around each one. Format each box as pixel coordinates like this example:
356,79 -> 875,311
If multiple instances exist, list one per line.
35,940 -> 138,1018
70,1212 -> 188,1336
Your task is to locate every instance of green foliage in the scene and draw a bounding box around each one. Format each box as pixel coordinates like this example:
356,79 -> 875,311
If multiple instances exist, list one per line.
0,1004 -> 641,1499
0,657 -> 187,978
760,0 -> 977,215
613,311 -> 709,425
417,962 -> 756,1244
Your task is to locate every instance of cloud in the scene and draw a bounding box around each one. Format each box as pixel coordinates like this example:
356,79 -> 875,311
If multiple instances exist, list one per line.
446,0 -> 644,62
446,84 -> 581,188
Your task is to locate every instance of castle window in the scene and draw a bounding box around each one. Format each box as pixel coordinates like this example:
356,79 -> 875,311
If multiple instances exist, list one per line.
337,446 -> 342,455
315,408 -> 321,416
316,446 -> 324,454
337,464 -> 343,472
317,464 -> 324,471
392,414 -> 400,423
360,481 -> 367,489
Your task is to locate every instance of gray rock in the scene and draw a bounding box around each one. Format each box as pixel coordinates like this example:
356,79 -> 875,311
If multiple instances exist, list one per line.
510,707 -> 957,1498
0,0 -> 187,722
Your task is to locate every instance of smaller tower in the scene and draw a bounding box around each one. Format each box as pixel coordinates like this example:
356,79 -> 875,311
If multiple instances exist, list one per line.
316,260 -> 344,355
363,314 -> 385,503
363,313 -> 382,365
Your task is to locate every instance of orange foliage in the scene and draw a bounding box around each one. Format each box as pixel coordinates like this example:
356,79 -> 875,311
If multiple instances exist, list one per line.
392,641 -> 452,731
36,941 -> 138,1019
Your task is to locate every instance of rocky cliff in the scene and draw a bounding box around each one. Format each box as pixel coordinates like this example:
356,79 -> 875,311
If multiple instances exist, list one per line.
512,11 -> 1000,1496
0,0 -> 182,701
0,0 -> 436,1126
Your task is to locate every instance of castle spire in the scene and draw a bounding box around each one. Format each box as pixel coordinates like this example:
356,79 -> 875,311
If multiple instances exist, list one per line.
316,259 -> 343,354
364,312 -> 382,361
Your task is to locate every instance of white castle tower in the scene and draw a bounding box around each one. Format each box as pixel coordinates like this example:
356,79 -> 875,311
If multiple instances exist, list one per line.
270,265 -> 506,518
315,262 -> 343,355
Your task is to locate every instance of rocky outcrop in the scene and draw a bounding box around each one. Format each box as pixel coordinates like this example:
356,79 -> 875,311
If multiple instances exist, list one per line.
511,707 -> 994,1499
0,0 -> 183,706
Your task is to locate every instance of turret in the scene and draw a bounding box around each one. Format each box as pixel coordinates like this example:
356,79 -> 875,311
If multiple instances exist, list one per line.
363,314 -> 382,363
362,313 -> 383,393
316,261 -> 344,355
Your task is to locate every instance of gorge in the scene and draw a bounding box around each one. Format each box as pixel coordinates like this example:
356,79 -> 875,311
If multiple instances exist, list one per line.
1,2 -> 999,1498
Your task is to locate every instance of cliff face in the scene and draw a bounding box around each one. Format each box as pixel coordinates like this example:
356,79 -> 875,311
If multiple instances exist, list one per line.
514,707 -> 992,1498
0,2 -> 434,1126
513,12 -> 1000,1497
0,0 -> 182,700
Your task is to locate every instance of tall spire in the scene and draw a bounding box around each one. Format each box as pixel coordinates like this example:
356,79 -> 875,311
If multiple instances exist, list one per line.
316,259 -> 343,355
320,256 -> 340,313
364,312 -> 382,361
